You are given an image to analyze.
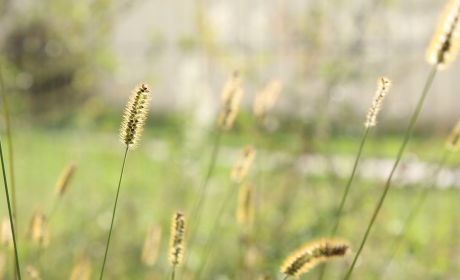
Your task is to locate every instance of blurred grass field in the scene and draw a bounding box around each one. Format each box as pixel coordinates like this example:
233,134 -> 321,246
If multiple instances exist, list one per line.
0,110 -> 458,279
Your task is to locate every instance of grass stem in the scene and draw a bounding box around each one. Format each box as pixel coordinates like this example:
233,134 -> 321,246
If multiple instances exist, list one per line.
378,149 -> 451,277
318,126 -> 371,280
193,183 -> 237,280
181,129 -> 222,274
99,147 -> 129,280
0,59 -> 18,280
343,66 -> 438,280
0,137 -> 22,279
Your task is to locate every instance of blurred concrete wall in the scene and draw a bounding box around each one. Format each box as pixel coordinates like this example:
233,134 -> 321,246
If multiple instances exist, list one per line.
103,0 -> 460,127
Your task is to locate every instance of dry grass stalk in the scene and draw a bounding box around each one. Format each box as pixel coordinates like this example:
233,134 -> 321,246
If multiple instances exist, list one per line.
218,71 -> 243,130
25,266 -> 42,280
253,79 -> 283,120
364,77 -> 392,128
120,83 -> 151,150
69,257 -> 92,280
30,210 -> 49,248
445,120 -> 460,151
0,216 -> 12,249
280,239 -> 350,279
237,183 -> 255,228
55,161 -> 78,197
169,211 -> 186,266
141,224 -> 162,266
426,0 -> 460,69
231,145 -> 256,183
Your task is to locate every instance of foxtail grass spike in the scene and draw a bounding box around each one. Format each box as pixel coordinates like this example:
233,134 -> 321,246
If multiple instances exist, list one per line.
69,257 -> 92,280
218,72 -> 243,130
141,224 -> 162,266
253,79 -> 283,120
55,161 -> 78,197
364,77 -> 392,127
445,120 -> 460,151
100,82 -> 151,280
169,211 -> 186,266
1,216 -> 13,249
280,239 -> 350,279
25,266 -> 41,280
231,145 -> 256,184
120,83 -> 151,150
426,0 -> 460,69
29,210 -> 49,248
237,183 -> 255,228
0,252 -> 5,278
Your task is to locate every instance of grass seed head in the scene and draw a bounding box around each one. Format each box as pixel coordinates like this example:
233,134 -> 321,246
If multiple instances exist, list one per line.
364,77 -> 392,128
0,217 -> 12,249
0,252 -> 5,278
141,223 -> 162,266
169,211 -> 186,266
231,145 -> 256,183
30,209 -> 49,248
445,119 -> 460,151
55,161 -> 78,197
26,266 -> 42,280
218,71 -> 243,130
253,79 -> 283,120
237,183 -> 255,228
280,238 -> 350,279
120,83 -> 151,150
69,257 -> 92,280
426,0 -> 460,69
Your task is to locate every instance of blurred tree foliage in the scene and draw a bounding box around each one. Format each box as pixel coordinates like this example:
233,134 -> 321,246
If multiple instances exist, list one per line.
0,0 -> 121,120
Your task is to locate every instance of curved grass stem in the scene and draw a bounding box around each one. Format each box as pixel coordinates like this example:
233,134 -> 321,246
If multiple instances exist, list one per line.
0,137 -> 21,279
318,126 -> 370,280
193,183 -> 237,280
99,147 -> 129,280
343,66 -> 438,280
378,149 -> 451,277
181,129 -> 222,275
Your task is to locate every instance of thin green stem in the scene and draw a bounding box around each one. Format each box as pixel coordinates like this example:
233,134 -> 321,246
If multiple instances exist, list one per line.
193,183 -> 237,280
283,275 -> 290,280
0,59 -> 17,224
99,147 -> 129,280
318,127 -> 371,280
0,137 -> 21,280
379,150 -> 451,277
171,264 -> 177,280
343,66 -> 438,280
0,59 -> 18,280
181,129 -> 222,274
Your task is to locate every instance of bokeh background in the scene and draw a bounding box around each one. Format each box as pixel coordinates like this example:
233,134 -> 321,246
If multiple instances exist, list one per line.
0,0 -> 459,279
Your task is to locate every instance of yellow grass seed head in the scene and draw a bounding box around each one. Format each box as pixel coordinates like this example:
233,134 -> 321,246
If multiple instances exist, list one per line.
120,83 -> 151,150
69,257 -> 92,280
445,119 -> 460,151
0,252 -> 6,278
30,210 -> 49,248
364,77 -> 392,128
218,72 -> 243,130
55,161 -> 78,197
0,216 -> 13,249
237,183 -> 255,228
169,211 -> 186,266
231,145 -> 256,183
141,223 -> 162,267
280,238 -> 350,279
26,266 -> 42,280
426,0 -> 460,69
253,79 -> 283,120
